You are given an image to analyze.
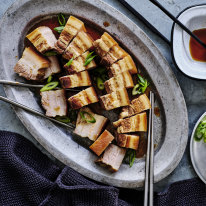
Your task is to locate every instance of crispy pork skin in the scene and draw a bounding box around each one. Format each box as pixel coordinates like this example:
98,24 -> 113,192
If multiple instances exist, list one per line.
44,56 -> 61,79
68,87 -> 99,109
96,144 -> 126,172
63,31 -> 93,60
40,89 -> 67,117
26,26 -> 57,54
109,55 -> 137,76
93,32 -> 117,57
59,71 -> 92,88
104,71 -> 134,93
14,47 -> 50,80
89,130 -> 114,156
64,51 -> 96,74
120,94 -> 151,119
100,87 -> 130,110
74,107 -> 108,141
115,112 -> 147,133
55,16 -> 86,54
116,134 -> 140,150
101,45 -> 128,66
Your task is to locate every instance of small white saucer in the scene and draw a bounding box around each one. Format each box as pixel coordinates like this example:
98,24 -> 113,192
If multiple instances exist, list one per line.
172,5 -> 206,79
190,111 -> 206,184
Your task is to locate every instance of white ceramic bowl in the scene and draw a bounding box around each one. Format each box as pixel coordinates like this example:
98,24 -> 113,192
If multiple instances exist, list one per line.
172,5 -> 206,79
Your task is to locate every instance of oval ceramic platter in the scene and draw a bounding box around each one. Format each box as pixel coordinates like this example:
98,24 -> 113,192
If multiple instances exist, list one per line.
0,0 -> 188,188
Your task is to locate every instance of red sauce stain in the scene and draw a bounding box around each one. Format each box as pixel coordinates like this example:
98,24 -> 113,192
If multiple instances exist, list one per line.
103,21 -> 110,27
85,25 -> 102,40
154,107 -> 160,117
189,28 -> 206,62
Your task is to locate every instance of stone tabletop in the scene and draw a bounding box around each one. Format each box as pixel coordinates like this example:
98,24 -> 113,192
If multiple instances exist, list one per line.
0,0 -> 205,191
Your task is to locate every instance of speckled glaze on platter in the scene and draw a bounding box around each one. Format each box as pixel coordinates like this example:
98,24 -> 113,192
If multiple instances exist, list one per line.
0,0 -> 188,188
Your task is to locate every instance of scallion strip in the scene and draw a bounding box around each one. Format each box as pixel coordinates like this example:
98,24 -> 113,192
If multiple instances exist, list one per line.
80,111 -> 96,123
58,13 -> 66,26
84,55 -> 97,66
44,51 -> 58,56
47,75 -> 52,83
66,58 -> 74,67
55,116 -> 70,123
132,84 -> 140,95
40,81 -> 59,92
54,26 -> 64,34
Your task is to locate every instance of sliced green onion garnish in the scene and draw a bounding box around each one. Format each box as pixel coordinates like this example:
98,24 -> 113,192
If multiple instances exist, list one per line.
58,13 -> 66,26
80,111 -> 96,123
132,84 -> 140,95
97,77 -> 104,90
85,51 -> 94,60
66,58 -> 74,67
194,118 -> 206,142
126,149 -> 136,168
54,26 -> 64,34
84,55 -> 97,66
137,74 -> 145,84
55,116 -> 70,123
44,51 -> 58,56
40,81 -> 59,92
47,75 -> 52,83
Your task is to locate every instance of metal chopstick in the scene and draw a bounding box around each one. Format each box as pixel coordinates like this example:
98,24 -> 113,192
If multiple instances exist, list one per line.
144,91 -> 154,206
0,80 -> 80,92
0,95 -> 75,130
149,0 -> 206,49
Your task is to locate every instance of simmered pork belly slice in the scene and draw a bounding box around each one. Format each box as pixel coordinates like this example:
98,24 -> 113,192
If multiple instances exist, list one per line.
96,144 -> 126,172
120,94 -> 151,119
68,87 -> 99,109
40,89 -> 67,117
64,51 -> 96,74
74,107 -> 108,141
93,32 -> 117,57
104,71 -> 134,93
109,55 -> 138,76
59,71 -> 91,88
115,112 -> 147,133
116,134 -> 140,150
100,87 -> 130,110
89,130 -> 114,156
55,16 -> 86,54
14,47 -> 50,80
101,45 -> 128,66
26,26 -> 57,54
63,31 -> 93,60
44,56 -> 61,79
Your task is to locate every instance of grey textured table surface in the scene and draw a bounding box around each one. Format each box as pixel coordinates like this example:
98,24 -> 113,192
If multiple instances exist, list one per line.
0,0 -> 205,192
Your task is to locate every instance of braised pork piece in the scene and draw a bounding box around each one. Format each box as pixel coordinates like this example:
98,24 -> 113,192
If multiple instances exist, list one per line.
14,14 -> 153,173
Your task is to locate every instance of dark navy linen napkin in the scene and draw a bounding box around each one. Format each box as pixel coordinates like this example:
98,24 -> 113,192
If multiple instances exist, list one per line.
0,131 -> 205,206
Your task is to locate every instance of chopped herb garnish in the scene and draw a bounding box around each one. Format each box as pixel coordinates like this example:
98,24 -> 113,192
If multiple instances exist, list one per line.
40,81 -> 59,92
44,51 -> 58,56
84,51 -> 96,66
97,77 -> 104,90
126,149 -> 136,167
55,116 -> 71,123
47,75 -> 52,83
132,74 -> 149,96
80,111 -> 96,123
66,58 -> 74,67
194,117 -> 206,142
57,13 -> 66,26
54,26 -> 64,34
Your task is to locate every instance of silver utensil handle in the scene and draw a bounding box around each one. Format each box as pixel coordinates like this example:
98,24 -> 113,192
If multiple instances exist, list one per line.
0,95 -> 74,130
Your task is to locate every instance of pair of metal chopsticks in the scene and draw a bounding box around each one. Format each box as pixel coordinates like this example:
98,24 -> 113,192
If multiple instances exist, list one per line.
119,0 -> 206,49
0,80 -> 76,130
144,91 -> 154,206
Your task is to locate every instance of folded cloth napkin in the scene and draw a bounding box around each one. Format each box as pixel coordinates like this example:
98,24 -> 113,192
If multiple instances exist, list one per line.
0,131 -> 205,206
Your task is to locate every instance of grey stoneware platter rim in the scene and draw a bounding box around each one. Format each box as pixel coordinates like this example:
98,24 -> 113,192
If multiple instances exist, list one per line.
0,0 -> 188,188
190,112 -> 206,184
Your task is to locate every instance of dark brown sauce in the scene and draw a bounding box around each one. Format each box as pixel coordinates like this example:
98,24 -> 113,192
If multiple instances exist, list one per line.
189,28 -> 206,62
103,21 -> 110,27
136,134 -> 147,158
154,107 -> 160,117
